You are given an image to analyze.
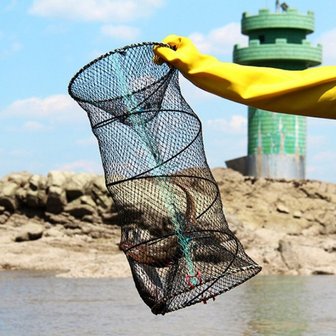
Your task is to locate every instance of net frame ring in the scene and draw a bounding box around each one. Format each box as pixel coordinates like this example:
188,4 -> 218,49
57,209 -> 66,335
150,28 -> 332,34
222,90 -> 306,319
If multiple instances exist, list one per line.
68,42 -> 176,127
68,42 -> 173,104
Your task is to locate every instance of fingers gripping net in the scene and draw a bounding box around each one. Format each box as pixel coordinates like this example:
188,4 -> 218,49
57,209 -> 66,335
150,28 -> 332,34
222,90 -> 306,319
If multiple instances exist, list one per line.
68,42 -> 261,315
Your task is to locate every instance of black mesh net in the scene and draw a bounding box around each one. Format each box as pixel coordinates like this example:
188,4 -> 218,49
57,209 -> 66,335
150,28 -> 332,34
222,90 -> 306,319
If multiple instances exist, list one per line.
68,42 -> 261,315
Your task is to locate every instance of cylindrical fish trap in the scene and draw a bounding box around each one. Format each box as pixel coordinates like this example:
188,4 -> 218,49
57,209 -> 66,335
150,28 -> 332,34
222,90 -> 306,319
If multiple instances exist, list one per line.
68,42 -> 261,315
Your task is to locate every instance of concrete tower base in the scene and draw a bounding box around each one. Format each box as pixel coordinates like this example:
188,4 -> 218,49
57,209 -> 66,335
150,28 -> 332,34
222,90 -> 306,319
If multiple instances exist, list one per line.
247,154 -> 305,179
226,154 -> 305,179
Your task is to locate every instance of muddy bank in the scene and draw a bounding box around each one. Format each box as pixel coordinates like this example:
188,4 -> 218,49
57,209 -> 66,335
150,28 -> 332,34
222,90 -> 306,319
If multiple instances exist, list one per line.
0,169 -> 335,277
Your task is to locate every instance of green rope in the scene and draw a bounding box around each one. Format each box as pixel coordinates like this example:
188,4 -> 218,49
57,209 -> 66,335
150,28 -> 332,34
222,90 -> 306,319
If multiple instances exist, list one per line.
114,52 -> 197,281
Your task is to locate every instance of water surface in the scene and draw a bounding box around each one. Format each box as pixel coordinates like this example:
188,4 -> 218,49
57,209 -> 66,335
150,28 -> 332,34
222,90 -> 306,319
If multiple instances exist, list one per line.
0,271 -> 335,336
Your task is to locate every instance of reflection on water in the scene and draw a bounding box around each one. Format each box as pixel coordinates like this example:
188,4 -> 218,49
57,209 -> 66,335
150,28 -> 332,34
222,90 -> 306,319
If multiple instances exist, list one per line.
0,272 -> 335,336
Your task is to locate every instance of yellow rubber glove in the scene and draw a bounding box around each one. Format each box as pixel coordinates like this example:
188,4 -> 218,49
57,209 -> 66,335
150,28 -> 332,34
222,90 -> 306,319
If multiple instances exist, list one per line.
154,35 -> 336,119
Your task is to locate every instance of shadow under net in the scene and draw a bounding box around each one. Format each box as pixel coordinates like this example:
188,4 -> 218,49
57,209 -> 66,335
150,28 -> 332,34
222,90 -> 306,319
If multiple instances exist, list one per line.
68,42 -> 261,315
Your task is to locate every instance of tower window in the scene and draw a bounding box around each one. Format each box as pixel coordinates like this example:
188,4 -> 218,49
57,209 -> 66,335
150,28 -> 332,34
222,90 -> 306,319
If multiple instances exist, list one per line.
258,35 -> 265,43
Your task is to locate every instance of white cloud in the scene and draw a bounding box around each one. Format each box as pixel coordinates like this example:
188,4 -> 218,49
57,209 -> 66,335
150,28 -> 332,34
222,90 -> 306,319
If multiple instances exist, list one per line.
206,115 -> 247,134
1,94 -> 85,122
56,160 -> 102,173
179,76 -> 216,101
307,135 -> 326,147
101,25 -> 140,40
4,0 -> 18,11
9,148 -> 33,158
0,40 -> 22,59
189,23 -> 247,56
0,30 -> 22,59
29,0 -> 164,22
307,150 -> 336,183
318,28 -> 336,65
22,121 -> 48,131
76,136 -> 97,146
44,23 -> 68,35
312,150 -> 336,162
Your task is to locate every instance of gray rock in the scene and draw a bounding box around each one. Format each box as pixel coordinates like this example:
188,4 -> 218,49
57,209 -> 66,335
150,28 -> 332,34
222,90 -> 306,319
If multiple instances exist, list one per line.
82,214 -> 102,224
0,196 -> 18,213
79,195 -> 96,208
29,174 -> 41,191
89,177 -> 113,211
1,181 -> 19,197
278,237 -> 336,275
6,172 -> 31,187
46,185 -> 67,214
64,202 -> 96,219
312,268 -> 335,275
47,171 -> 72,188
276,203 -> 290,214
101,212 -> 118,224
26,190 -> 39,208
63,221 -> 82,229
45,212 -> 76,225
65,174 -> 92,201
293,211 -> 302,219
0,212 -> 10,224
90,178 -> 106,195
44,227 -> 64,238
0,181 -> 20,212
317,212 -> 336,234
322,239 -> 336,253
26,189 -> 47,208
15,188 -> 27,202
278,239 -> 300,271
92,176 -> 106,192
303,212 -> 314,222
15,223 -> 44,242
96,195 -> 113,211
38,190 -> 48,207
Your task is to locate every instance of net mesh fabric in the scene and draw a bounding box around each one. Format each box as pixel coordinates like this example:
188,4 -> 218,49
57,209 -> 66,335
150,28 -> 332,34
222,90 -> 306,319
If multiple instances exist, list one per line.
68,42 -> 261,315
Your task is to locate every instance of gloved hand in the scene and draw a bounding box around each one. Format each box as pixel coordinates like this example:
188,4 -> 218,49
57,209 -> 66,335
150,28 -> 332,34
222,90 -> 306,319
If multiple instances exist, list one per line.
154,35 -> 336,119
154,35 -> 215,73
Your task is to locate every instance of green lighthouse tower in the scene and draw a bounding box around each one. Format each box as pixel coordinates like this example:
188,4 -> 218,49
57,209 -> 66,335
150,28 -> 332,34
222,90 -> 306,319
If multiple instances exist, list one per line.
231,5 -> 322,179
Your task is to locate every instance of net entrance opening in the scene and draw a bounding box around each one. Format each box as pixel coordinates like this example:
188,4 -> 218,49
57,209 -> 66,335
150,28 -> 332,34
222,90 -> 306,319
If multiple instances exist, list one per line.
68,42 -> 261,315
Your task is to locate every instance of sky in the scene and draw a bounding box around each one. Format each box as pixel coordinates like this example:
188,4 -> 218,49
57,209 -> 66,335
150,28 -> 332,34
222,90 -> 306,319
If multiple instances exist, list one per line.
0,0 -> 335,183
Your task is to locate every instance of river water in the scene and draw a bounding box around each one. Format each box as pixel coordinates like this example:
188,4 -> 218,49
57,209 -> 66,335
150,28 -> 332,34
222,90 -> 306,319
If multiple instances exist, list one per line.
0,271 -> 335,336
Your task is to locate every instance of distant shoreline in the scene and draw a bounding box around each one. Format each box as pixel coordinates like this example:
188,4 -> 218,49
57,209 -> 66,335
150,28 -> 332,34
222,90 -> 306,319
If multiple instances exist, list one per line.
0,169 -> 335,277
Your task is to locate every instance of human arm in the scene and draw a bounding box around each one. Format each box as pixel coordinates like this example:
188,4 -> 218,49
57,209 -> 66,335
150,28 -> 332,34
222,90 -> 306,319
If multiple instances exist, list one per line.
154,35 -> 336,119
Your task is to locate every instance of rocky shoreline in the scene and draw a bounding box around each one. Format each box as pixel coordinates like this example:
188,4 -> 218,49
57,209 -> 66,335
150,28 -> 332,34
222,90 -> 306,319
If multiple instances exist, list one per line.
0,169 -> 335,277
